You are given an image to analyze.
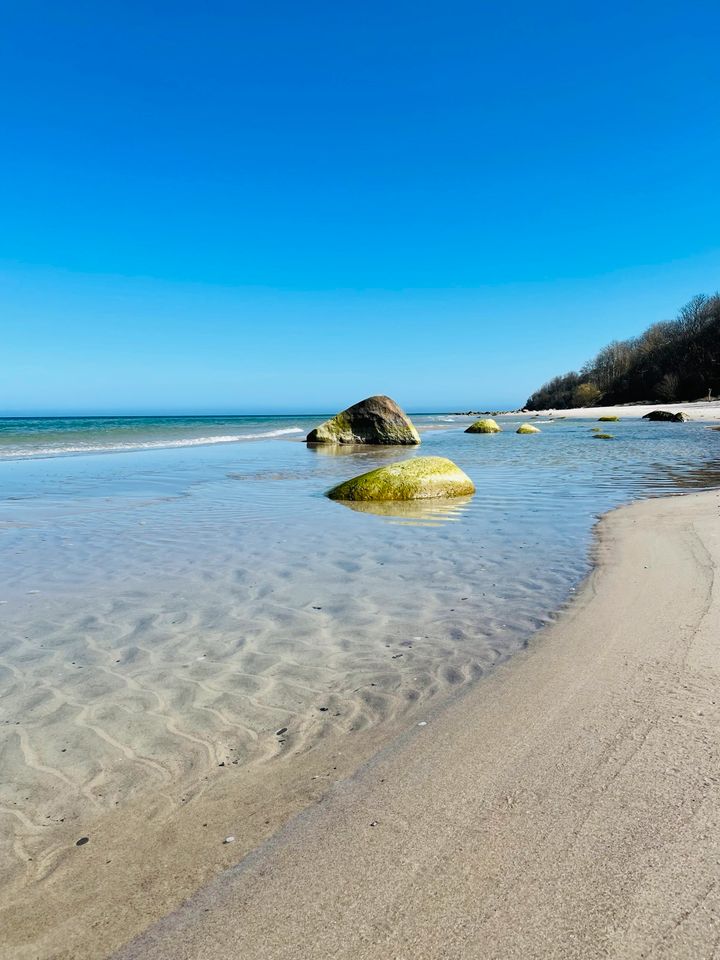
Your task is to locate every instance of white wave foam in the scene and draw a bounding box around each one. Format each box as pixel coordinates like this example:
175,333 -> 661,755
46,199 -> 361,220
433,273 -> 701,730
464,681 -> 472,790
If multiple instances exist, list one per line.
0,428 -> 305,460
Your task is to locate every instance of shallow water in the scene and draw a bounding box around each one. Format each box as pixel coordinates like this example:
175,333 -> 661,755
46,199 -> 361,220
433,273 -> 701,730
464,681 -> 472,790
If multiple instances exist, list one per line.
1,414 -> 720,879
0,414 -> 310,459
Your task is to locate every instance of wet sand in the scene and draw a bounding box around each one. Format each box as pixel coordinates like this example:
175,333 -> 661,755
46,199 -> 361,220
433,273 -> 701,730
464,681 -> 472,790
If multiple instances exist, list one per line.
113,488 -> 720,960
0,624 -> 452,960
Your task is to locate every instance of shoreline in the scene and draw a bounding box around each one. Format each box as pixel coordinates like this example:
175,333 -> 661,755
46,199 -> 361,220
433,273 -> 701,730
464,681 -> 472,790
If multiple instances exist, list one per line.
113,487 -> 720,959
510,399 -> 720,421
3,484 -> 719,959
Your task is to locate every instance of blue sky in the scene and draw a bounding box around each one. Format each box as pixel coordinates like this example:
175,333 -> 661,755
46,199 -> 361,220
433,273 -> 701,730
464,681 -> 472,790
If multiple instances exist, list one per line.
1,1 -> 719,414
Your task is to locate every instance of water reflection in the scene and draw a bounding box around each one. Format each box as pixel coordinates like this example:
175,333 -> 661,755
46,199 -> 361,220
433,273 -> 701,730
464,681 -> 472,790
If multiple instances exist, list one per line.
332,494 -> 475,525
645,457 -> 720,491
306,442 -> 415,461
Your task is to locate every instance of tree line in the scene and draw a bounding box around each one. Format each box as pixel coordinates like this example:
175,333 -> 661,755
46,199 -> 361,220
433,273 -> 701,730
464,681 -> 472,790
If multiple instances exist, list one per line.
525,293 -> 720,410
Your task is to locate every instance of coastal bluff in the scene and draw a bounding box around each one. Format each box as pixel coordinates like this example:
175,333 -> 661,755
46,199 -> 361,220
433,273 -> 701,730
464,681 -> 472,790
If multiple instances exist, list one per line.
306,395 -> 421,445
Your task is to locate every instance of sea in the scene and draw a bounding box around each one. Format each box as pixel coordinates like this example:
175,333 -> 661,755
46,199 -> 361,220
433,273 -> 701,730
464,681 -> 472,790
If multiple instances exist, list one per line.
1,411 -> 720,883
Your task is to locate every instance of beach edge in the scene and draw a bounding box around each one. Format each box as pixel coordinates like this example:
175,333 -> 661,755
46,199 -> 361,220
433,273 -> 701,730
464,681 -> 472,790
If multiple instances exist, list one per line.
112,487 -> 720,960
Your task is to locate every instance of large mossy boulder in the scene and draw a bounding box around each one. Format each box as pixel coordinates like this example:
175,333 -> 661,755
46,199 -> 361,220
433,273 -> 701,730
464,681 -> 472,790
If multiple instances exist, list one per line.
598,416 -> 620,422
516,423 -> 541,434
642,410 -> 689,422
307,395 -> 420,445
327,456 -> 475,502
465,418 -> 501,434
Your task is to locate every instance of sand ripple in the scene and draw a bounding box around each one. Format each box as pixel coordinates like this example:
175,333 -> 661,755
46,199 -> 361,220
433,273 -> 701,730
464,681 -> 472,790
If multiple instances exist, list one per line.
2,420 -> 718,930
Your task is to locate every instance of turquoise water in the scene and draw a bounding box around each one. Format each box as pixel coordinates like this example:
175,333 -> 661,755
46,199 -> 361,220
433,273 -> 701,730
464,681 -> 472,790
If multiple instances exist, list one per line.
1,413 -> 720,879
0,415 -> 314,459
2,413 -> 720,628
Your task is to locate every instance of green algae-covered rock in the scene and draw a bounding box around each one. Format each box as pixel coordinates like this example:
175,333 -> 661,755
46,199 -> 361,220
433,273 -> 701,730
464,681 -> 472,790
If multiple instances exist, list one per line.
307,395 -> 420,445
465,418 -> 501,434
642,410 -> 689,422
593,432 -> 614,440
516,423 -> 541,434
326,456 -> 475,502
598,416 -> 620,422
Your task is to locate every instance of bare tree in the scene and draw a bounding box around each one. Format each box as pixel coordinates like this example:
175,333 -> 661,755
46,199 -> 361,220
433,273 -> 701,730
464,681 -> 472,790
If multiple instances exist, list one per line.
655,372 -> 679,401
525,294 -> 720,409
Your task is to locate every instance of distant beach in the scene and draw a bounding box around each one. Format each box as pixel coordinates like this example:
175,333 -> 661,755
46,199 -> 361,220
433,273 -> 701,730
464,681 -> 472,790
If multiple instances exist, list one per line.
523,399 -> 720,421
1,414 -> 720,958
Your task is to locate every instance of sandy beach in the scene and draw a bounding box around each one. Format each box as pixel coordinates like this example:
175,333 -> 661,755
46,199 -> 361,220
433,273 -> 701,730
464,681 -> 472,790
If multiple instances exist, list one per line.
521,399 -> 720,421
109,487 -> 720,960
6,419 -> 720,959
5,1 -> 720,955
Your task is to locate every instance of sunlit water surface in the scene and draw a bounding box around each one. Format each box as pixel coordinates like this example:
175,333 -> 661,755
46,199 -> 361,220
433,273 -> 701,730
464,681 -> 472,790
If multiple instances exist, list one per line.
1,414 -> 719,875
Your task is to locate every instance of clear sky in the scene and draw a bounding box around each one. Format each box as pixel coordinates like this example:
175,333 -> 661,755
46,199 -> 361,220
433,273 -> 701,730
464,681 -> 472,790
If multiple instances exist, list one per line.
2,1 -> 719,415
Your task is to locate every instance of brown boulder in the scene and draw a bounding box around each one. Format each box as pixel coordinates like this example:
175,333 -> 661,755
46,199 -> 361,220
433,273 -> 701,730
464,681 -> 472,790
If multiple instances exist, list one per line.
307,395 -> 421,445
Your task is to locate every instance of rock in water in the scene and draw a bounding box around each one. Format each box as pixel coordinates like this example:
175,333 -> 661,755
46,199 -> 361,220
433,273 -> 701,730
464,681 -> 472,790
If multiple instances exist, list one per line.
598,416 -> 620,422
306,395 -> 420,445
327,456 -> 475,501
465,418 -> 501,434
516,423 -> 541,434
642,410 -> 689,422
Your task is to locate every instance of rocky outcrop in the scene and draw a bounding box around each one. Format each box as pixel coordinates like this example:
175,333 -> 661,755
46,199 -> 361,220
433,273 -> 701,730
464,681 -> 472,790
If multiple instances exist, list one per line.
465,418 -> 501,434
642,410 -> 689,422
307,396 -> 420,445
326,456 -> 475,502
516,423 -> 541,434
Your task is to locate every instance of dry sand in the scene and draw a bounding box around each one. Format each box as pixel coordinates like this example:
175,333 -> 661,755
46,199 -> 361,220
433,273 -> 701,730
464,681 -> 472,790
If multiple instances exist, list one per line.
519,399 -> 720,421
113,488 -> 720,960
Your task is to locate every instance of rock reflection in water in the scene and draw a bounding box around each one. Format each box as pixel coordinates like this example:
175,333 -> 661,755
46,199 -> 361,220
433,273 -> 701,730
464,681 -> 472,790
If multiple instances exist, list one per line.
332,494 -> 475,525
307,442 -> 414,461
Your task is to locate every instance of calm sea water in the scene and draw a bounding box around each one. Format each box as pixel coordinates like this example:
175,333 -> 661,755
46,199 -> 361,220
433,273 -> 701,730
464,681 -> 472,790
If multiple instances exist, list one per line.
1,413 -> 720,870
2,412 -> 720,615
0,414 -> 313,459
